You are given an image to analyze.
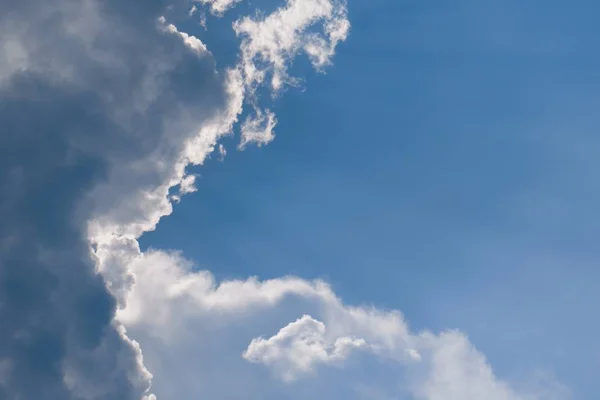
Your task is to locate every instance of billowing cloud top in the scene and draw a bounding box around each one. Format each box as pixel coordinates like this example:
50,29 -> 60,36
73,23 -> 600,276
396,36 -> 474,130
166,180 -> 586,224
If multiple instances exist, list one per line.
0,0 -> 569,399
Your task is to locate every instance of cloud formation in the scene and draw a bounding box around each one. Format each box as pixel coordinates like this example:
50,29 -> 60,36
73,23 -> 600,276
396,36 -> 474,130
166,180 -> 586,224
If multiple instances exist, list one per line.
243,315 -> 367,382
233,0 -> 350,93
0,0 -> 234,397
195,0 -> 242,15
119,250 -> 568,400
231,0 -> 350,146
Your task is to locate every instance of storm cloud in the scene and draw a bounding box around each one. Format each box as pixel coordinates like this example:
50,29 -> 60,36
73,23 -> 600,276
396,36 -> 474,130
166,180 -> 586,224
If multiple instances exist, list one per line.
0,0 -> 230,398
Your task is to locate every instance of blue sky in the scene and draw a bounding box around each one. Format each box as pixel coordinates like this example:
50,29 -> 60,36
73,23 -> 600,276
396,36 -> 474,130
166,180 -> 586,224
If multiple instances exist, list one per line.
1,0 -> 598,399
141,0 -> 600,397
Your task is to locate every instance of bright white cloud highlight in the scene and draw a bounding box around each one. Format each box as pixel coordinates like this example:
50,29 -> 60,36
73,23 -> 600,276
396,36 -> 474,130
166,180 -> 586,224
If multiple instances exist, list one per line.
232,0 -> 349,146
158,17 -> 208,54
243,315 -> 367,382
195,0 -> 242,15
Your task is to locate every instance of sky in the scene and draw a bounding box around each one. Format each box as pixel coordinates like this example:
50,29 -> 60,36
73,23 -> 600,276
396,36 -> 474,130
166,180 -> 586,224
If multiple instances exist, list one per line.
0,0 -> 598,399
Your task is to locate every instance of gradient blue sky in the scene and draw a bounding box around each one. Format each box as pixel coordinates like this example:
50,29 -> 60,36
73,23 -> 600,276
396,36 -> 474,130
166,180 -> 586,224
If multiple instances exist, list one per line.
140,0 -> 600,397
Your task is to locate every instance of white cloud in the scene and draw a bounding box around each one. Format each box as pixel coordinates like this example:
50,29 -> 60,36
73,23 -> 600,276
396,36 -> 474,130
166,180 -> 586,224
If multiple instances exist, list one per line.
243,315 -> 367,382
200,0 -> 351,147
233,0 -> 350,94
116,250 -> 568,400
175,0 -> 350,148
239,108 -> 277,148
158,17 -> 208,54
89,0 -> 351,308
86,25 -> 243,243
195,0 -> 242,15
415,331 -> 521,400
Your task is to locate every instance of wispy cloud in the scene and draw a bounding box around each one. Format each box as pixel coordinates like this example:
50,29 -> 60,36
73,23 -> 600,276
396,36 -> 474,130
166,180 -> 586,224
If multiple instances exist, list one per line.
231,0 -> 350,146
233,0 -> 350,93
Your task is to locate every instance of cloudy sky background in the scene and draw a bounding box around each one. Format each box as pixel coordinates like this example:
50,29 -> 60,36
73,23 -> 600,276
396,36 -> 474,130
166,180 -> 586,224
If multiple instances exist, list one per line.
1,0 -> 598,399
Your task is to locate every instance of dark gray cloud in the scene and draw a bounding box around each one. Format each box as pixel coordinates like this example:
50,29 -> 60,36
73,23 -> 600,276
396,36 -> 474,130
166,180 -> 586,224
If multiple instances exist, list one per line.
0,0 -> 227,398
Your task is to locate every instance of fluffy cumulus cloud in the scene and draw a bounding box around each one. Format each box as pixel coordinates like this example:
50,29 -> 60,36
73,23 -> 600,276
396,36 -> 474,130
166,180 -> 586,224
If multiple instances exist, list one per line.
0,0 -> 569,399
118,250 -> 568,400
243,315 -> 368,382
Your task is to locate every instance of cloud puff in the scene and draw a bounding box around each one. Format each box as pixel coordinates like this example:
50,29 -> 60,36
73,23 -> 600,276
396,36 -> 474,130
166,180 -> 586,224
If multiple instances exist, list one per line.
194,0 -> 242,15
238,108 -> 277,149
118,250 -> 567,400
243,315 -> 367,382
